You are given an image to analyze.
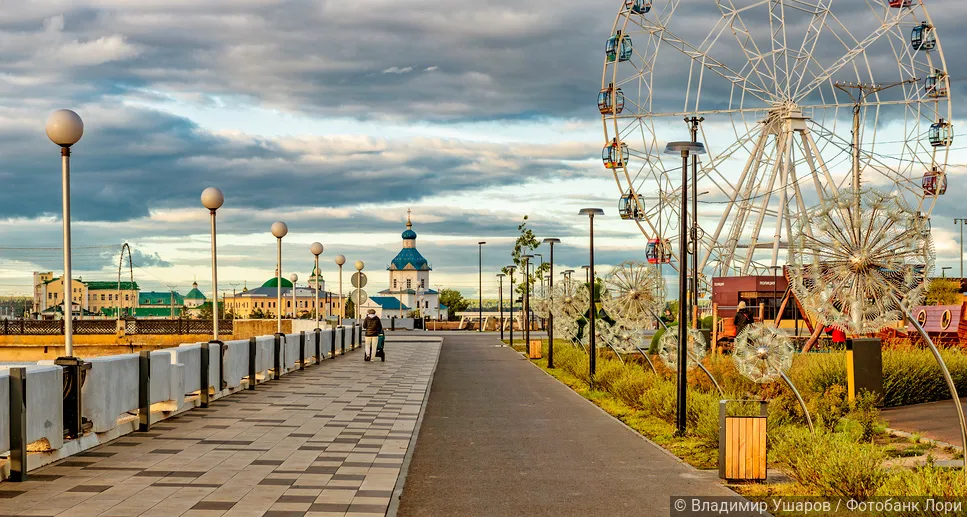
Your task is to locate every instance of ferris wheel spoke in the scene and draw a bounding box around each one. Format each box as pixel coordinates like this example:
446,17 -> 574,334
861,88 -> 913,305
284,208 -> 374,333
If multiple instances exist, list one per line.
715,1 -> 782,99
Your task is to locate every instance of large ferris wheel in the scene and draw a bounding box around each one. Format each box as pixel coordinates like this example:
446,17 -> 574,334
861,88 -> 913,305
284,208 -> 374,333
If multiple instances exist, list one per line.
600,0 -> 952,280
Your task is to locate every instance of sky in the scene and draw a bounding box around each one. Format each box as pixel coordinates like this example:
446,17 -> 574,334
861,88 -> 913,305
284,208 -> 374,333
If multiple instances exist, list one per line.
1,0 -> 966,300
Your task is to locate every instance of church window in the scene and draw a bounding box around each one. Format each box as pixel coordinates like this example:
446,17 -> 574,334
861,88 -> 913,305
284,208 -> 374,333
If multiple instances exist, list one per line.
394,279 -> 398,289
406,279 -> 412,289
420,279 -> 425,289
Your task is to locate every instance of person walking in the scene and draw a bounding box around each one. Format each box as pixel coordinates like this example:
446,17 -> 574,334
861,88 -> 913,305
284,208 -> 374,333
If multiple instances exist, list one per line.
363,309 -> 383,361
733,301 -> 752,337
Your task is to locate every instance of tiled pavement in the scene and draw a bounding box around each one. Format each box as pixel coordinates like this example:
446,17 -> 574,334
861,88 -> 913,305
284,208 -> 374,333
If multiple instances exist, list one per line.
0,339 -> 441,517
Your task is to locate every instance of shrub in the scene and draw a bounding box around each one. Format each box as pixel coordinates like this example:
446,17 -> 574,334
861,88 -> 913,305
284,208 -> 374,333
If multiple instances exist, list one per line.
594,360 -> 624,392
881,348 -> 967,407
809,384 -> 850,432
877,465 -> 967,498
848,390 -> 882,442
771,426 -> 886,499
610,368 -> 654,408
639,377 -> 677,421
649,328 -> 666,355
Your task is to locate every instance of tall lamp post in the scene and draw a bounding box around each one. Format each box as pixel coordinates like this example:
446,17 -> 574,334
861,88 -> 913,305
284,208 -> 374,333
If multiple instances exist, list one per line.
354,261 -> 365,324
289,273 -> 299,318
522,254 -> 534,351
943,266 -> 952,278
201,188 -> 224,343
271,221 -> 288,335
563,269 -> 574,282
578,209 -> 604,384
335,255 -> 346,326
311,243 -> 324,329
47,108 -> 85,440
664,140 -> 706,436
478,241 -> 486,331
496,273 -> 506,341
542,238 -> 561,368
507,265 -> 517,346
955,218 -> 967,279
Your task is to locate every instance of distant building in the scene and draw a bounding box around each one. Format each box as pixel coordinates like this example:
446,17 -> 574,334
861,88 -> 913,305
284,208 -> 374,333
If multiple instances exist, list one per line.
223,269 -> 344,319
32,272 -> 140,318
184,282 -> 207,309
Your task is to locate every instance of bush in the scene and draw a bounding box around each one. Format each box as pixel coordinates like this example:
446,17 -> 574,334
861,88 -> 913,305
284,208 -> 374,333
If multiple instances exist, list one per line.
878,465 -> 967,497
809,384 -> 850,432
771,426 -> 886,499
594,360 -> 624,392
848,390 -> 882,442
881,349 -> 967,407
649,328 -> 666,355
611,368 -> 654,408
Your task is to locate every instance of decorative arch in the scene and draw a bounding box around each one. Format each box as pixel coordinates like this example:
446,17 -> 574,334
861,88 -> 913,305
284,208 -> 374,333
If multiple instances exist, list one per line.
117,243 -> 134,320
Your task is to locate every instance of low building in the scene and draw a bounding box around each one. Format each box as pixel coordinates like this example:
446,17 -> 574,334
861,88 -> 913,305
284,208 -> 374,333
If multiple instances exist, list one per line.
138,291 -> 186,318
223,272 -> 344,319
32,272 -> 140,318
359,296 -> 410,318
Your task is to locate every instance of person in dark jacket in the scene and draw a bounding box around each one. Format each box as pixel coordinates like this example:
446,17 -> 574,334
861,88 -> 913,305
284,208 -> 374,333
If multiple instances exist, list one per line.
362,309 -> 383,361
734,301 -> 752,337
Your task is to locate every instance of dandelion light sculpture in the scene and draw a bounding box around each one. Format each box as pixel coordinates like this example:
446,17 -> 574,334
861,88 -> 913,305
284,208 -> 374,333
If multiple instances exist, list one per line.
734,323 -> 813,432
602,261 -> 663,371
658,325 -> 722,395
551,278 -> 589,349
787,187 -> 964,465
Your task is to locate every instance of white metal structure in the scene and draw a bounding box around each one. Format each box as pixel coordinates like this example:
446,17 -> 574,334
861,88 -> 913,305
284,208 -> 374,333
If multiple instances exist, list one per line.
601,0 -> 952,279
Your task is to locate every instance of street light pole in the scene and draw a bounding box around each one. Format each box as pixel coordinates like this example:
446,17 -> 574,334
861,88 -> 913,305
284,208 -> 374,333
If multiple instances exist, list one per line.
355,261 -> 365,326
478,241 -> 486,332
578,209 -> 604,384
543,238 -> 561,369
497,273 -> 506,340
47,108 -> 85,440
522,254 -> 534,352
271,222 -> 288,334
311,243 -> 324,329
687,116 -> 704,330
664,140 -> 706,436
290,273 -> 299,319
507,265 -> 517,346
201,188 -> 224,342
335,255 -> 346,326
956,219 -> 967,279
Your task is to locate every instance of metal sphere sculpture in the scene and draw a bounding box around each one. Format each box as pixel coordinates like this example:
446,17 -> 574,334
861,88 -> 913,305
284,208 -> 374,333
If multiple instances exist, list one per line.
658,325 -> 707,371
602,261 -> 663,329
550,279 -> 589,330
787,187 -> 933,335
734,323 -> 813,432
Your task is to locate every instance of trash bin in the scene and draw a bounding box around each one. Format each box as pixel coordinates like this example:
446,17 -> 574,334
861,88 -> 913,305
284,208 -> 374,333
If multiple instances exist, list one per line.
719,400 -> 768,482
528,339 -> 543,359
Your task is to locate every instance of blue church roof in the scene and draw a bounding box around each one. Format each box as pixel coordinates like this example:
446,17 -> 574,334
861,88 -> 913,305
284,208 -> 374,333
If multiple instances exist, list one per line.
370,296 -> 410,311
389,248 -> 431,271
402,229 -> 417,239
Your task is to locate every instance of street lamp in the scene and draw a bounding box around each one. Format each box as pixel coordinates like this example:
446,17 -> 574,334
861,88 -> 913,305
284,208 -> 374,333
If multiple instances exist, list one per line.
417,287 -> 425,331
271,221 -> 288,334
562,269 -> 575,282
943,266 -> 952,278
478,241 -> 486,331
665,140 -> 706,436
542,238 -> 561,369
289,273 -> 298,319
581,265 -> 591,285
311,242 -> 324,329
506,265 -> 517,346
955,218 -> 967,279
496,273 -> 506,340
522,254 -> 534,352
46,108 -> 85,440
201,187 -> 224,343
355,261 -> 365,325
578,209 -> 604,383
335,254 -> 346,326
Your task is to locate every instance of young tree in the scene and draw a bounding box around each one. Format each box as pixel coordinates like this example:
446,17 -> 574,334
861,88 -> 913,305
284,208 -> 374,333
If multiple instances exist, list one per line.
439,289 -> 470,320
509,215 -> 548,297
925,278 -> 963,306
344,298 -> 355,319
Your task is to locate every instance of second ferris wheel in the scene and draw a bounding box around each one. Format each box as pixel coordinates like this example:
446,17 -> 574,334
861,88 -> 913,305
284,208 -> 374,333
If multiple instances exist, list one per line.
600,0 -> 952,279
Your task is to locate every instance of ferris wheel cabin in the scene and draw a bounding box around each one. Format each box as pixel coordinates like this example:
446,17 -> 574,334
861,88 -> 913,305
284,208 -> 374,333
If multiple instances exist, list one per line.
926,71 -> 948,98
929,119 -> 953,147
625,0 -> 652,14
911,22 -> 937,52
598,84 -> 625,114
618,193 -> 645,220
646,238 -> 672,265
606,31 -> 633,63
603,139 -> 630,169
889,0 -> 912,7
922,167 -> 947,195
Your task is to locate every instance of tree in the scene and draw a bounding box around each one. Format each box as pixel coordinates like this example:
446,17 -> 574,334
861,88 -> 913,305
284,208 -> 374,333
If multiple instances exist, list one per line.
198,303 -> 213,321
345,298 -> 355,319
506,215 -> 548,298
925,278 -> 963,306
250,307 -> 266,319
439,289 -> 470,320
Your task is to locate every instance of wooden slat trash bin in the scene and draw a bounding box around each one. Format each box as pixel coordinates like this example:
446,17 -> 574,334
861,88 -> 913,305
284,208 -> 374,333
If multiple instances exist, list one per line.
719,400 -> 768,482
528,340 -> 543,359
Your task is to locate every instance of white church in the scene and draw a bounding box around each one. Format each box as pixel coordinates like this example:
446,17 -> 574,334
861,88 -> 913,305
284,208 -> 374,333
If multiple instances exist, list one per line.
360,211 -> 448,320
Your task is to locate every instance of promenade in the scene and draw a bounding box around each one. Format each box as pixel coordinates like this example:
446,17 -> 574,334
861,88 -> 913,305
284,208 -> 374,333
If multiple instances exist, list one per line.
0,338 -> 440,517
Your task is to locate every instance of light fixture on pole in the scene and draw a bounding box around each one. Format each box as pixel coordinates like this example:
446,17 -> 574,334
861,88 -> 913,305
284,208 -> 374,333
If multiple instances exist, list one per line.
201,187 -> 224,343
562,269 -> 575,282
496,273 -> 506,341
47,108 -> 85,440
354,261 -> 365,325
289,273 -> 299,319
581,265 -> 591,285
956,218 -> 967,279
478,241 -> 486,332
943,266 -> 952,278
506,265 -> 517,346
578,209 -> 604,383
335,254 -> 346,326
271,221 -> 288,335
522,254 -> 534,351
311,242 -> 324,329
542,238 -> 561,369
664,140 -> 706,436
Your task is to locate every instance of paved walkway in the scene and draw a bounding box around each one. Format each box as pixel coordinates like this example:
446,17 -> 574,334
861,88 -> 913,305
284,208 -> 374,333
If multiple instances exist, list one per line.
0,338 -> 441,517
882,397 -> 967,447
395,334 -> 734,517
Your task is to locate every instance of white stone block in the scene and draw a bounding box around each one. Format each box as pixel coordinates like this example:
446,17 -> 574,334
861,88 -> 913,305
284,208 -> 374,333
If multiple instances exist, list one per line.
81,354 -> 139,433
221,339 -> 249,388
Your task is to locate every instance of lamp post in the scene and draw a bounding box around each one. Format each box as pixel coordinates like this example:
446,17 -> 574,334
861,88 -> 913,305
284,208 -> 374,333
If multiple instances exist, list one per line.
496,273 -> 506,340
478,241 -> 486,331
271,221 -> 288,334
311,242 -> 324,329
581,265 -> 591,285
943,266 -> 952,278
335,255 -> 346,326
201,188 -> 224,342
418,287 -> 425,331
563,269 -> 574,282
542,238 -> 561,369
355,261 -> 364,325
664,140 -> 706,436
289,273 -> 299,319
507,265 -> 517,346
522,254 -> 534,351
578,209 -> 604,383
955,218 -> 967,279
46,108 -> 85,440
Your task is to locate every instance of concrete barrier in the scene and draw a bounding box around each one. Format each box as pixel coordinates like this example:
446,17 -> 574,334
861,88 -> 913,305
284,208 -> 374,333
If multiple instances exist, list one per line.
284,333 -> 299,371
0,370 -> 7,453
24,366 -> 63,451
81,354 -> 140,433
148,350 -> 183,411
255,335 -> 274,381
222,339 -> 249,389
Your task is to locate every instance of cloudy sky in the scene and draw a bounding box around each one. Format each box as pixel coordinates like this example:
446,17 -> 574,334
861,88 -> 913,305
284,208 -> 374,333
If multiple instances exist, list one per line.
1,0 -> 965,300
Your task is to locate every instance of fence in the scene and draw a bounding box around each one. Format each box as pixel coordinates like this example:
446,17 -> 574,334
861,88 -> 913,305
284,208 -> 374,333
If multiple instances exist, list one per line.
0,319 -> 234,336
0,324 -> 363,480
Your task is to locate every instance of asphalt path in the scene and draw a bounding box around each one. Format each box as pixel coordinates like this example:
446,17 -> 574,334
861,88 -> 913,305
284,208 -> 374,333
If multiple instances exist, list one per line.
882,396 -> 967,447
395,333 -> 735,517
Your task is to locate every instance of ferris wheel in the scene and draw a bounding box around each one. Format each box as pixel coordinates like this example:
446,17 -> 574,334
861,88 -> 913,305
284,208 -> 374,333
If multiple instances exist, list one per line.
601,0 -> 952,278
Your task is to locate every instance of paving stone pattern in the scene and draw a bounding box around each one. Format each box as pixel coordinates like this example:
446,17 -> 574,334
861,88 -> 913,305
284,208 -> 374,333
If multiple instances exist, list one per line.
0,340 -> 440,517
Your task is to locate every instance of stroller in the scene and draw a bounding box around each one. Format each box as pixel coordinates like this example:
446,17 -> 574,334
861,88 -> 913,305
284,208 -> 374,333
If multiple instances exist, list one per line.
375,333 -> 385,362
